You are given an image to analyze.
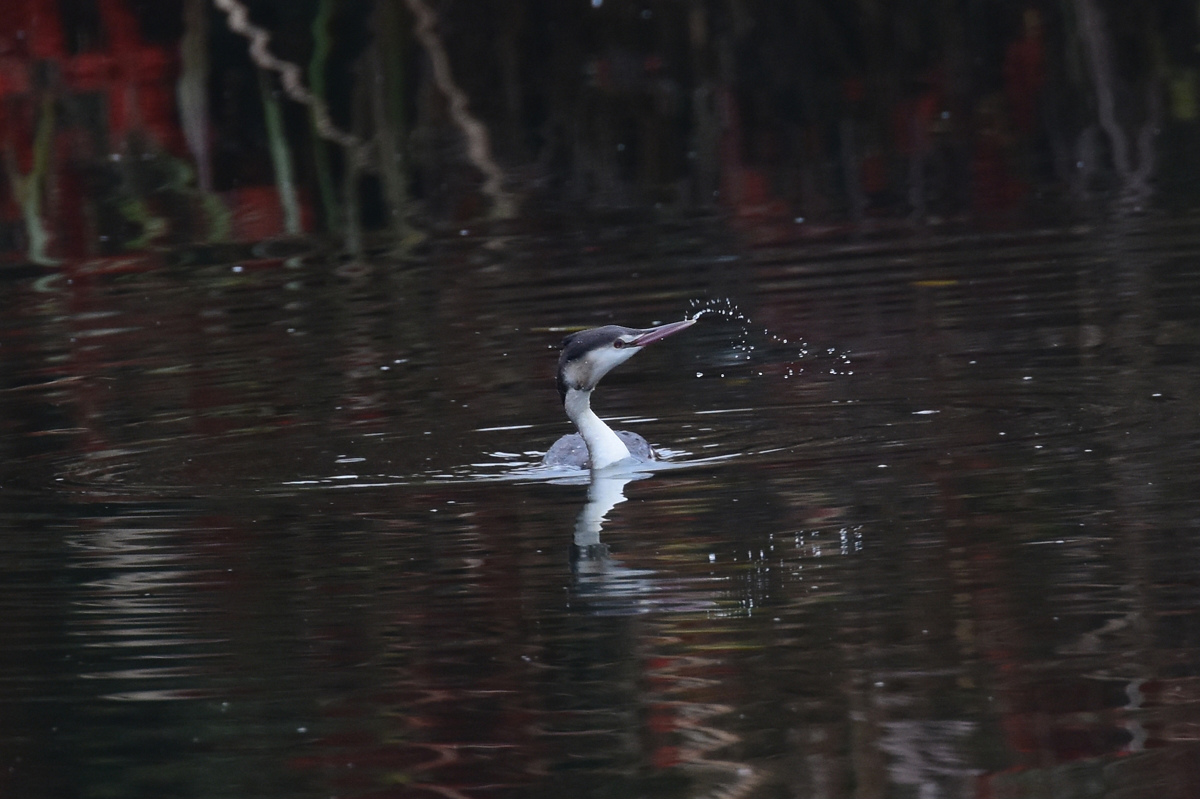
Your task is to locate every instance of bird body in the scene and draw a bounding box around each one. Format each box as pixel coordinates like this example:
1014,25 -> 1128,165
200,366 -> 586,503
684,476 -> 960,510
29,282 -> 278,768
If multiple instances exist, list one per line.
543,427 -> 655,470
545,319 -> 695,470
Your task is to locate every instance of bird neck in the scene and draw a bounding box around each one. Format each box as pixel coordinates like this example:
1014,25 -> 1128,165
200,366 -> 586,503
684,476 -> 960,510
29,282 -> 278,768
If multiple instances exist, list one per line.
563,388 -> 631,469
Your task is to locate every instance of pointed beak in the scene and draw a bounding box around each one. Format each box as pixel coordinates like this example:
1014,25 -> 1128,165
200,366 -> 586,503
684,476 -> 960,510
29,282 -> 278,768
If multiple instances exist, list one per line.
629,317 -> 696,347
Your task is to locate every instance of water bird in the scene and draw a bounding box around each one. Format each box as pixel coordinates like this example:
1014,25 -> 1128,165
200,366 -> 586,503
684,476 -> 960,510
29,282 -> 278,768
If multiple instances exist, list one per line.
544,318 -> 696,470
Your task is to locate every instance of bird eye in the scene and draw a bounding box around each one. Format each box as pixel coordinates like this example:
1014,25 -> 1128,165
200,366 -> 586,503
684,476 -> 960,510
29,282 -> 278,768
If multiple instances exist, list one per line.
613,339 -> 626,349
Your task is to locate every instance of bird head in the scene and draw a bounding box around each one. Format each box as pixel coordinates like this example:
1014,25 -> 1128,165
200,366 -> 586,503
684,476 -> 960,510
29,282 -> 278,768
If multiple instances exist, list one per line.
556,318 -> 695,402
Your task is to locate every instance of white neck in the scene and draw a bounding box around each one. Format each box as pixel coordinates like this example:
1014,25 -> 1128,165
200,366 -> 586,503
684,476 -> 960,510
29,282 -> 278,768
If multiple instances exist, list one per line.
564,388 -> 632,469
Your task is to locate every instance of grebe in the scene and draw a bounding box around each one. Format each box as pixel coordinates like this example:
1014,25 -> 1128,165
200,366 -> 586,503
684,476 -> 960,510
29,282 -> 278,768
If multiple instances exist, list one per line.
544,319 -> 695,469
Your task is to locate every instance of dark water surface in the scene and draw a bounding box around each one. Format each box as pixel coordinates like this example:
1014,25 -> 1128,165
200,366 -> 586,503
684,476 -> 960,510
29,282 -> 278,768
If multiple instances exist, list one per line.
3,217 -> 1200,798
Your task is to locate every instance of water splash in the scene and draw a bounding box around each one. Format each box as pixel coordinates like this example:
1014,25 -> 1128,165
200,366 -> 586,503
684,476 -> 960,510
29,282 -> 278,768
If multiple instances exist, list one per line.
686,297 -> 854,379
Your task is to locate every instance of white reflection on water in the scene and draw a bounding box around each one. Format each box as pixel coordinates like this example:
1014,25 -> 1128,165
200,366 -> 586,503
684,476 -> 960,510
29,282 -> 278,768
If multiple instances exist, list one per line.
67,521 -> 214,701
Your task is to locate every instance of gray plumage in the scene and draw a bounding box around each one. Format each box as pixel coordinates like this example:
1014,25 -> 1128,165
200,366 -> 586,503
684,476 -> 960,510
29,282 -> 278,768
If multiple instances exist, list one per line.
543,429 -> 654,469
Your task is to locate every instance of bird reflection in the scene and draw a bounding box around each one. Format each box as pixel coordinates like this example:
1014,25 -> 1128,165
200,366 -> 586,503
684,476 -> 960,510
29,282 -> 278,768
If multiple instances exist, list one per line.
570,470 -> 636,559
565,468 -> 712,618
568,470 -> 655,612
560,470 -> 760,797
